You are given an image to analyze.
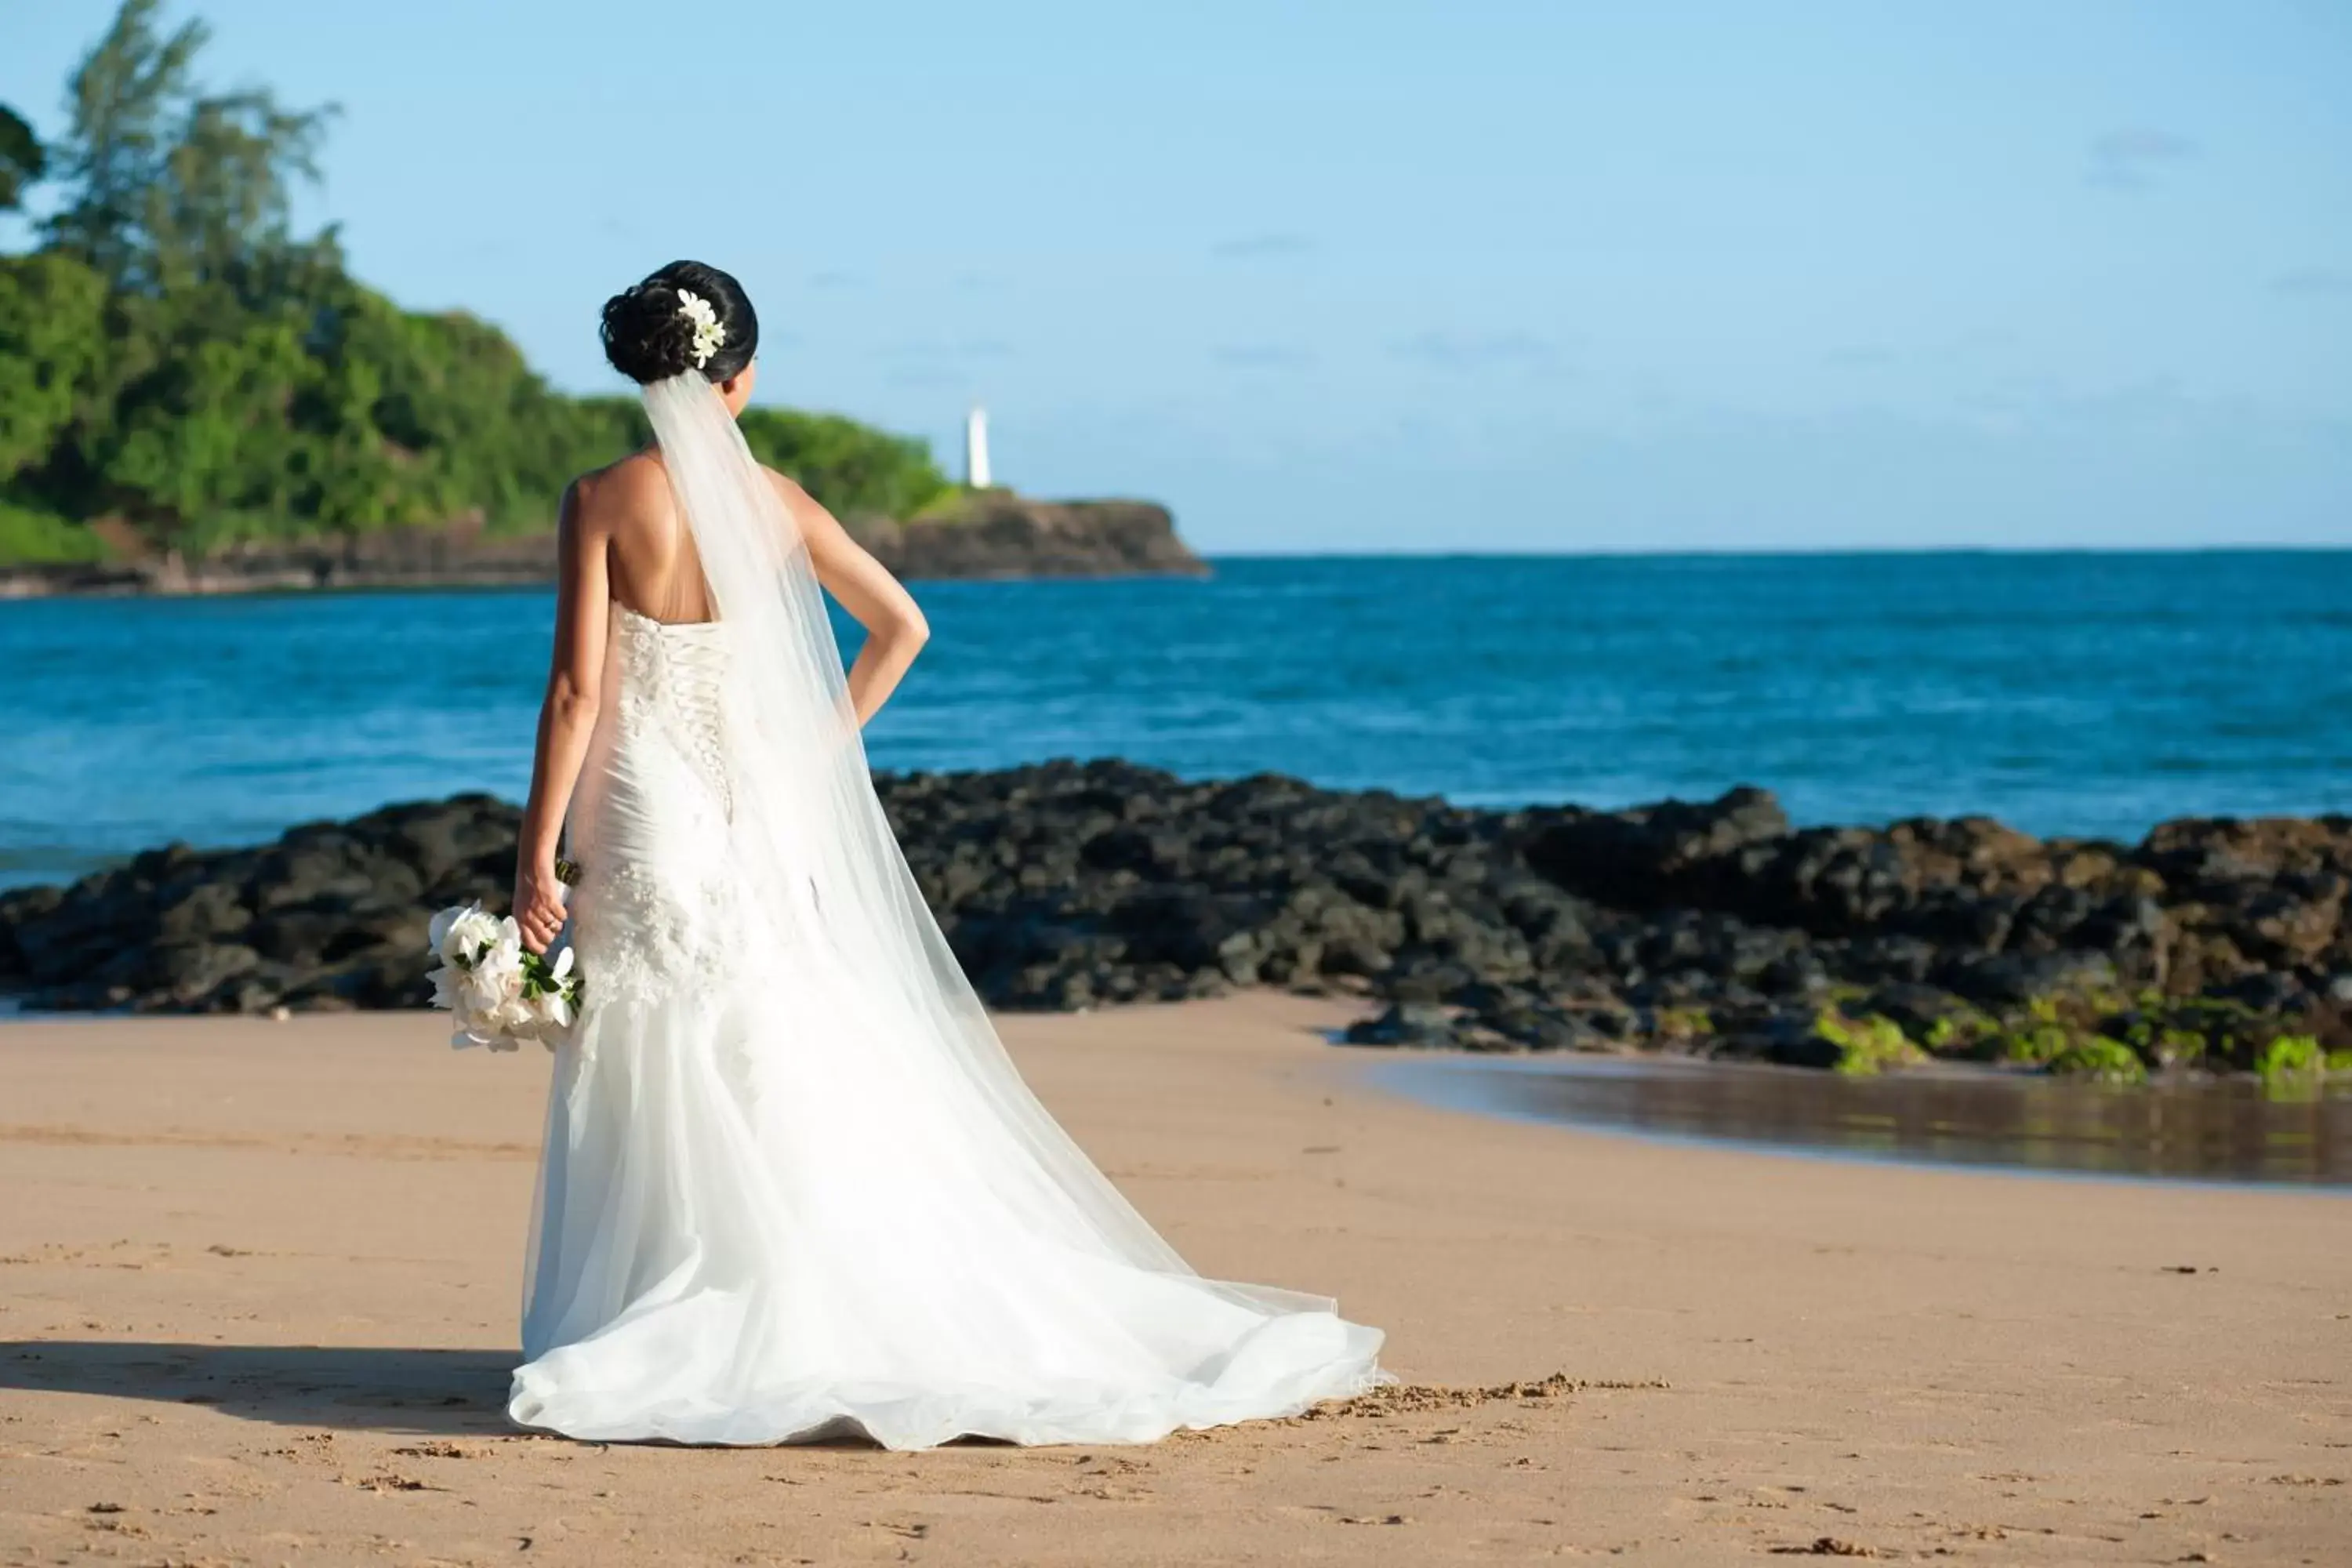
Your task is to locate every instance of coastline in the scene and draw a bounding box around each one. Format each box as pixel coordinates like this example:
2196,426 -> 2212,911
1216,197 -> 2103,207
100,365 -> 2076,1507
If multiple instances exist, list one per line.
1,996 -> 2344,1564
3,763 -> 2345,1090
0,496 -> 1207,599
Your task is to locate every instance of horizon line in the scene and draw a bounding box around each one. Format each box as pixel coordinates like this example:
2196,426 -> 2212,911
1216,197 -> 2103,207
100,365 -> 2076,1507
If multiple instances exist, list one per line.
1194,542 -> 2350,561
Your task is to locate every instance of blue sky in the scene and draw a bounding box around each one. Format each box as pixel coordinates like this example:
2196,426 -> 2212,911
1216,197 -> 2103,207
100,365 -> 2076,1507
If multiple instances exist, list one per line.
5,1 -> 2348,552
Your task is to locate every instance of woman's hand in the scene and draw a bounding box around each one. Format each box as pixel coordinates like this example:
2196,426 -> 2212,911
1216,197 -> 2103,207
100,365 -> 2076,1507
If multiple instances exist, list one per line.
514,860 -> 568,956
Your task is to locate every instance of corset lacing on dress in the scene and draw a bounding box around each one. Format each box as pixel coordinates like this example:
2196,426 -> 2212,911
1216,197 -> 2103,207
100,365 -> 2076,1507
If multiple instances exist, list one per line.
563,604 -> 755,1017
613,603 -> 734,822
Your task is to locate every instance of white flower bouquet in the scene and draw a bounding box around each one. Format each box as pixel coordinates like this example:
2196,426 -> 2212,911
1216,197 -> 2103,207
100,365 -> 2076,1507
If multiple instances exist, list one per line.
426,902 -> 582,1051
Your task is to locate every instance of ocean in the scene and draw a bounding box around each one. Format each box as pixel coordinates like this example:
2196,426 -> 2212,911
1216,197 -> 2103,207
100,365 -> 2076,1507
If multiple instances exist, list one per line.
2,551 -> 2345,891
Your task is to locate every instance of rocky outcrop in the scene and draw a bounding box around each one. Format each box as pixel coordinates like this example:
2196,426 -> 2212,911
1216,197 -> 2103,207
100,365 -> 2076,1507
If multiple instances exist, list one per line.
0,524 -> 559,597
0,495 -> 1205,598
3,764 -> 2345,1081
846,496 -> 1205,580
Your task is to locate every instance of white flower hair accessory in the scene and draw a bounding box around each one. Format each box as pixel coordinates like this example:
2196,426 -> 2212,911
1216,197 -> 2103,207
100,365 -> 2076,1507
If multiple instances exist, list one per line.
677,289 -> 728,370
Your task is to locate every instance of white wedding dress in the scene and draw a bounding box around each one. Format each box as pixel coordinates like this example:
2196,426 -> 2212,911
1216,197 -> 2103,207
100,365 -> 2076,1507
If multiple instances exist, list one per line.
505,376 -> 1384,1450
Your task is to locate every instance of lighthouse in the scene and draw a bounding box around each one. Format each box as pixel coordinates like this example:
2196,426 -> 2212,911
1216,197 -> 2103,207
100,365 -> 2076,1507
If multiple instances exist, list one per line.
963,405 -> 992,489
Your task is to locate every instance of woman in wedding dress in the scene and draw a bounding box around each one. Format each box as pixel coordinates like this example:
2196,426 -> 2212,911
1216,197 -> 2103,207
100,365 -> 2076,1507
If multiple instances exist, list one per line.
502,260 -> 1385,1449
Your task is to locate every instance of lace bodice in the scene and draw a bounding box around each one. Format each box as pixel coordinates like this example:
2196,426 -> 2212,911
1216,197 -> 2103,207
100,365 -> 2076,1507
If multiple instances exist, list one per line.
564,604 -> 757,1013
610,604 -> 733,820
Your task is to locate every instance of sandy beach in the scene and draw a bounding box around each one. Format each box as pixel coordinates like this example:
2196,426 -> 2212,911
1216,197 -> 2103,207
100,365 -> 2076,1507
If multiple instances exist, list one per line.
2,994 -> 2346,1566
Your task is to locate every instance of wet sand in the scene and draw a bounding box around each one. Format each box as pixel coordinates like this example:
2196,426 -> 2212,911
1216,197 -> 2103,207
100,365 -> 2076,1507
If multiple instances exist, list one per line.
2,995 -> 2346,1566
1379,1051 -> 2352,1185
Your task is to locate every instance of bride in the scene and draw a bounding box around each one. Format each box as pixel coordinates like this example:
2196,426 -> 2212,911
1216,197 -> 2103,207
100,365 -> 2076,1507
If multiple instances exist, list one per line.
502,260 -> 1385,1449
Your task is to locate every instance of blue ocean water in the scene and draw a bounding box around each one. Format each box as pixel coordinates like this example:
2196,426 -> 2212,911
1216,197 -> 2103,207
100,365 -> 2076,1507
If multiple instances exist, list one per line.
1,552 -> 2346,891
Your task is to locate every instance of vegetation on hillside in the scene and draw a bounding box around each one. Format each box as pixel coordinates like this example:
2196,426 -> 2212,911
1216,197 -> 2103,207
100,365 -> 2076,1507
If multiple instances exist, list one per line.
0,1 -> 947,566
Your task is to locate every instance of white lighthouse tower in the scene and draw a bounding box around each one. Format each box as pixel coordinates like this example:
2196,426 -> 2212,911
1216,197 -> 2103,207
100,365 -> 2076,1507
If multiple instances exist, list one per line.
963,405 -> 993,490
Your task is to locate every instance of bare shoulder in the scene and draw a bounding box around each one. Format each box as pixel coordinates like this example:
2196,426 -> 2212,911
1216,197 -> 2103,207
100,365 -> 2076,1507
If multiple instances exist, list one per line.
760,464 -> 815,510
566,451 -> 670,535
760,466 -> 846,538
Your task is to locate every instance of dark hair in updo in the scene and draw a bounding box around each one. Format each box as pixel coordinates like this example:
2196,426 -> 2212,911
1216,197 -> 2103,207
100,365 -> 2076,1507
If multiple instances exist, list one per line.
599,260 -> 759,383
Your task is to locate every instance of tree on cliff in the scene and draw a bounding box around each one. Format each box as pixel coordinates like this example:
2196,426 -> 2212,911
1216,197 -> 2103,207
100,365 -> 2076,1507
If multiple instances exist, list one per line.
0,1 -> 946,567
0,107 -> 43,212
40,0 -> 337,293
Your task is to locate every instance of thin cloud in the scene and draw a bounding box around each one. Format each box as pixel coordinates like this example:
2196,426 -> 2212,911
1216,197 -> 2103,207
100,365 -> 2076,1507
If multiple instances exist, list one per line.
1213,343 -> 1313,369
884,339 -> 1017,362
1391,328 -> 1561,370
1824,345 -> 1900,369
2271,266 -> 2351,298
2086,127 -> 2196,192
1210,232 -> 1314,260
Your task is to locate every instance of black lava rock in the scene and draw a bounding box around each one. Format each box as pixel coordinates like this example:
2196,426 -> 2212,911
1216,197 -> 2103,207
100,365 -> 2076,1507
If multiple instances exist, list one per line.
2,763 -> 2343,1073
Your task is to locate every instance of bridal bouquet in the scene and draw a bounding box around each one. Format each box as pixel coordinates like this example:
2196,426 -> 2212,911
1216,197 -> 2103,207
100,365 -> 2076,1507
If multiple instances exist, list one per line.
426,902 -> 581,1051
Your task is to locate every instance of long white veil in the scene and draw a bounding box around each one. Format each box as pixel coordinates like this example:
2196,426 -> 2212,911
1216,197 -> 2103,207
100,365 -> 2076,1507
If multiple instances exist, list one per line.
511,370 -> 1382,1447
636,372 -> 1214,1285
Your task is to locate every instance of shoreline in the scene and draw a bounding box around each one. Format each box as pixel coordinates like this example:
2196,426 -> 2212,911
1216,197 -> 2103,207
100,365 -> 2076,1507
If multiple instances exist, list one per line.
2,763 -> 2346,1090
3,986 -> 2343,1185
1,996 -> 2345,1564
1372,1047 -> 2352,1188
0,495 -> 1208,599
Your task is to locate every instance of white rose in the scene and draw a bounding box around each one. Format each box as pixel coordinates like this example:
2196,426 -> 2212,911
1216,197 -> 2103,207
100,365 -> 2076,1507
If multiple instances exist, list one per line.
475,930 -> 524,984
457,961 -> 510,1020
434,904 -> 503,964
459,910 -> 503,956
490,985 -> 538,1032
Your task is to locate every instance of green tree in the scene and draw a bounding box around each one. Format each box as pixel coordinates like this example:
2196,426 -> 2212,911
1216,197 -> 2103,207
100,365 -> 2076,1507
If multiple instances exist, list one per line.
0,105 -> 43,212
42,0 -> 334,292
0,252 -> 109,481
0,2 -> 949,566
739,408 -> 950,520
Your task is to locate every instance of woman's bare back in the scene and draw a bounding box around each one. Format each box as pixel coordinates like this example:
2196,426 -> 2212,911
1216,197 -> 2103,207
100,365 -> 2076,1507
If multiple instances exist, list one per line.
575,450 -> 715,626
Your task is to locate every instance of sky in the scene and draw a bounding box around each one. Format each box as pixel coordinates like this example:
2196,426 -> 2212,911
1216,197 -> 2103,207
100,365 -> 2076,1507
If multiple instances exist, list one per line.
4,0 -> 2349,553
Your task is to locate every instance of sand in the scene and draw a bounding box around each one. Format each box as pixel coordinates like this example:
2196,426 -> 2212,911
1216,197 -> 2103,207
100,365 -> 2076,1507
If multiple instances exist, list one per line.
1,993 -> 2346,1566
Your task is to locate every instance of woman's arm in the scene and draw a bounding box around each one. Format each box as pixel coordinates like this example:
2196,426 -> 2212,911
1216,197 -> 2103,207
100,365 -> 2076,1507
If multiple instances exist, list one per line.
770,472 -> 930,725
514,481 -> 611,953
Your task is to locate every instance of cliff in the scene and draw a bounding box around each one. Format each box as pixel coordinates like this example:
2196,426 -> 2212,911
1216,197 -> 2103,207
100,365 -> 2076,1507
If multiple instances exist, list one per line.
849,495 -> 1207,581
0,495 -> 1206,598
0,522 -> 560,597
